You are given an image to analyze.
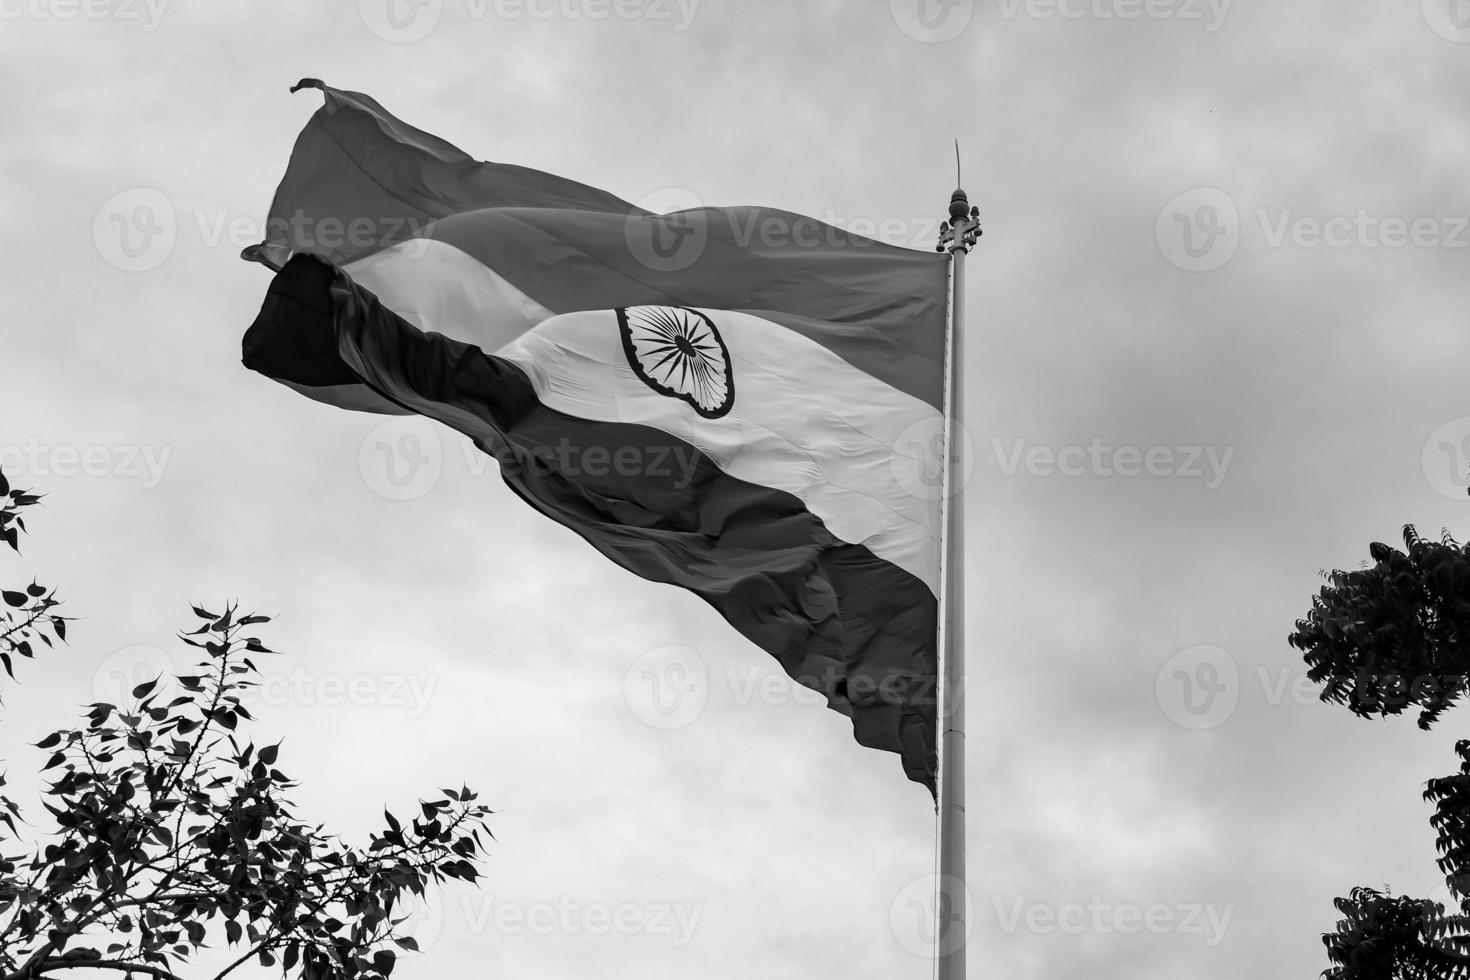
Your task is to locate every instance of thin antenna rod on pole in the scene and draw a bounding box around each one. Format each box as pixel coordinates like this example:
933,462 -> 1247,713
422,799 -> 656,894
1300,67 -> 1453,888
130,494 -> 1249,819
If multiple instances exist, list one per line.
935,154 -> 981,980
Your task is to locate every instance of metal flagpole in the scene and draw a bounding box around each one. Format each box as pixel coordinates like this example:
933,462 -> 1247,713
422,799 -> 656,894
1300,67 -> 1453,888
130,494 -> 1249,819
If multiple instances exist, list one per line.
935,160 -> 980,980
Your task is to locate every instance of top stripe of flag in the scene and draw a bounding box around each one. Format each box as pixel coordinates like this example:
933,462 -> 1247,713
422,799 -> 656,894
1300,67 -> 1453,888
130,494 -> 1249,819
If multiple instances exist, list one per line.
240,79 -> 950,794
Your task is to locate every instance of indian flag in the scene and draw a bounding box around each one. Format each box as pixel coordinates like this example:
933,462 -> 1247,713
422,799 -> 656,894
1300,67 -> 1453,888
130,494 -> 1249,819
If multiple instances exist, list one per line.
241,80 -> 949,794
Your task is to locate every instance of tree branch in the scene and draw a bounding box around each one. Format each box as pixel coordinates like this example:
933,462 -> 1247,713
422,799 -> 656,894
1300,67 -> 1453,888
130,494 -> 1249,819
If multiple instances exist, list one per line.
20,959 -> 186,980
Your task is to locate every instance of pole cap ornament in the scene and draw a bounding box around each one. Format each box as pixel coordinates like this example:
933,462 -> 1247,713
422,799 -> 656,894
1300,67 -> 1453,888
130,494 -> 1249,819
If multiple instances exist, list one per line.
936,192 -> 982,253
948,188 -> 971,220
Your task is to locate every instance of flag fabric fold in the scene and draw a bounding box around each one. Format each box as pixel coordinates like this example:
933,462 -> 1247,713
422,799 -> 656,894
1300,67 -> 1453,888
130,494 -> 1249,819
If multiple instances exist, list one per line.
241,79 -> 948,794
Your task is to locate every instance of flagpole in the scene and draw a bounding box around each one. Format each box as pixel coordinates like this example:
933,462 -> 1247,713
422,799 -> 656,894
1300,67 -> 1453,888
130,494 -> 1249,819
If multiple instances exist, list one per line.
936,180 -> 980,980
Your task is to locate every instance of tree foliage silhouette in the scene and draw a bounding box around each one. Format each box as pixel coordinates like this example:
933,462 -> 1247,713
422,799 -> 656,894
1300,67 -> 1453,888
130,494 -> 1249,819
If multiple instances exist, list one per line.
1290,525 -> 1470,730
1320,886 -> 1470,980
1293,526 -> 1470,978
0,467 -> 492,980
0,467 -> 66,688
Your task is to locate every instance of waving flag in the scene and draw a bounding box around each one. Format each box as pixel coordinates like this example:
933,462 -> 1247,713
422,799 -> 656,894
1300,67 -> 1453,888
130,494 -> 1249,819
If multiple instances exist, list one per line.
241,80 -> 949,794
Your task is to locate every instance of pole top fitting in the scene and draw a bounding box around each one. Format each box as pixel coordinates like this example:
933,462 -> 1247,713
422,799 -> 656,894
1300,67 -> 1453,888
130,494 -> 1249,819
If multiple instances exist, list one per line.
936,192 -> 983,253
936,142 -> 982,253
948,187 -> 970,221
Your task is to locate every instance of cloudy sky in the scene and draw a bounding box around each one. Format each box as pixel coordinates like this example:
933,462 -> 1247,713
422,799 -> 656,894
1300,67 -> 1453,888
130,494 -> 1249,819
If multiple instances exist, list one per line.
3,1 -> 1470,977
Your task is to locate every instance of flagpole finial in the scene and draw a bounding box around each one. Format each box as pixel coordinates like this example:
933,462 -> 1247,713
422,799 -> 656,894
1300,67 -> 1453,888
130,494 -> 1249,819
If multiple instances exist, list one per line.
948,187 -> 971,221
938,140 -> 981,253
936,161 -> 982,254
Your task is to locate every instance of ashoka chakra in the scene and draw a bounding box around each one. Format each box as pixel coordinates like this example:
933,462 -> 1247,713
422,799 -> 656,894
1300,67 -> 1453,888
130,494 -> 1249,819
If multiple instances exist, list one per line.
617,306 -> 735,419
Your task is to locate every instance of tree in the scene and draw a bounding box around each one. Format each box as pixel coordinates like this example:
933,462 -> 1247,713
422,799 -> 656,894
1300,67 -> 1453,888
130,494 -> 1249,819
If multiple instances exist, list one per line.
1319,886 -> 1469,980
0,468 -> 67,862
1313,738 -> 1470,979
0,467 -> 65,688
0,467 -> 493,980
1291,525 -> 1470,730
1291,526 -> 1470,977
